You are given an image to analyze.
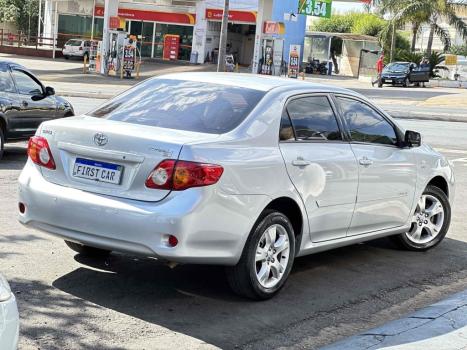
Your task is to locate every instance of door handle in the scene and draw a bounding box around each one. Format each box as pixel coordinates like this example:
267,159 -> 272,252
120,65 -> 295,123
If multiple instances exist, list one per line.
292,158 -> 311,167
22,100 -> 29,107
359,157 -> 373,166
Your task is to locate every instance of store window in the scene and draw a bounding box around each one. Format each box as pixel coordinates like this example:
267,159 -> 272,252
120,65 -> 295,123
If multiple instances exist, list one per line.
154,24 -> 193,61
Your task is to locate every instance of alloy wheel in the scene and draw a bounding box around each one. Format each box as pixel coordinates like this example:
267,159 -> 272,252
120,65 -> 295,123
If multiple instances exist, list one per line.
255,224 -> 290,289
406,194 -> 445,244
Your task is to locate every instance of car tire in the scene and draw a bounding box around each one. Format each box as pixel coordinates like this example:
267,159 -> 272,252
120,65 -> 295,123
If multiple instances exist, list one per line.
391,185 -> 451,251
226,210 -> 296,300
63,55 -> 69,60
65,240 -> 111,257
0,127 -> 4,160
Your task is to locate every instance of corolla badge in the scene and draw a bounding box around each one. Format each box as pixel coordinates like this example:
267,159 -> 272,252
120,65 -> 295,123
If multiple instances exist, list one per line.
93,133 -> 108,146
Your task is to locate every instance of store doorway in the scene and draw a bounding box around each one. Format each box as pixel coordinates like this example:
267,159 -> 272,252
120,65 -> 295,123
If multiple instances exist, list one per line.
226,23 -> 255,66
129,20 -> 154,58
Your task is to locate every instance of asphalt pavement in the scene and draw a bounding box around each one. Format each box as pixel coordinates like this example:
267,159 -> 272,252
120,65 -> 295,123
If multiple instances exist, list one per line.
1,96 -> 467,349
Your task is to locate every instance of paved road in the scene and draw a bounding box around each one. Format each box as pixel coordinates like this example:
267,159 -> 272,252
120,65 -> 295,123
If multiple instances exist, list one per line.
1,99 -> 467,349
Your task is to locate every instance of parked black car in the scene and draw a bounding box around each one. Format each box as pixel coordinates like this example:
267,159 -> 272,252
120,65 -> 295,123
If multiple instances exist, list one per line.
381,61 -> 431,87
0,61 -> 74,159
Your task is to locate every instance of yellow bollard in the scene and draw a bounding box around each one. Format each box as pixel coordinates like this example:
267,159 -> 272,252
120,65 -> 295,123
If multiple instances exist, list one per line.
136,62 -> 141,80
83,55 -> 88,74
235,63 -> 239,73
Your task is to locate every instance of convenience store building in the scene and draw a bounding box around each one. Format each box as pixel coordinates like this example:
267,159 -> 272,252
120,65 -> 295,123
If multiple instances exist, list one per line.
41,0 -> 306,66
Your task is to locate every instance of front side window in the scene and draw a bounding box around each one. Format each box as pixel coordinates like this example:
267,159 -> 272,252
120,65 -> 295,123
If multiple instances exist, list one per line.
0,67 -> 16,93
11,70 -> 43,96
90,79 -> 265,134
337,97 -> 398,146
286,96 -> 342,141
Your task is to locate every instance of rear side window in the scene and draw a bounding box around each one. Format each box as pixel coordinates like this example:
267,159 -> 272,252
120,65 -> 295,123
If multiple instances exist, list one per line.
0,66 -> 15,93
66,40 -> 82,46
285,96 -> 342,141
90,79 -> 265,134
337,97 -> 398,146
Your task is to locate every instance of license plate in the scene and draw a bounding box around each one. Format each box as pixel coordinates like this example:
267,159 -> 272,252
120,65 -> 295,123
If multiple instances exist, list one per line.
385,79 -> 392,83
72,158 -> 122,185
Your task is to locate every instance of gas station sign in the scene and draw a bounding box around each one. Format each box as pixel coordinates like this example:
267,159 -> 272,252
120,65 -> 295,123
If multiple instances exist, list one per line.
298,0 -> 333,18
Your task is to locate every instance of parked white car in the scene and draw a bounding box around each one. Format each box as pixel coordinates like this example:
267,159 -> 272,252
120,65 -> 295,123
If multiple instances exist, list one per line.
18,73 -> 455,299
0,274 -> 19,349
62,39 -> 93,60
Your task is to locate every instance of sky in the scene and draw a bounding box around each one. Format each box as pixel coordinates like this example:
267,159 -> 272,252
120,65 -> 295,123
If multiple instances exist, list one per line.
333,1 -> 366,13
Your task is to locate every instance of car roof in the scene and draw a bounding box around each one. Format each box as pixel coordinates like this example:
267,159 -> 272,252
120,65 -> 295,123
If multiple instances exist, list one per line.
158,72 -> 355,95
0,60 -> 27,70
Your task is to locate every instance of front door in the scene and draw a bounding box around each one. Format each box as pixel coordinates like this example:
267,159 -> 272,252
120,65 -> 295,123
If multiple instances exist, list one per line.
335,96 -> 417,236
10,68 -> 56,137
279,95 -> 359,242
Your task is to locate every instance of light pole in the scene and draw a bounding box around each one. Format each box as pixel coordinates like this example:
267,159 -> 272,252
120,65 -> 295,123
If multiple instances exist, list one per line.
37,0 -> 42,41
217,0 -> 229,72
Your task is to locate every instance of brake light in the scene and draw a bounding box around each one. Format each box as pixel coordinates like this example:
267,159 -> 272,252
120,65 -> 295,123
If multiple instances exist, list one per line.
27,136 -> 56,169
145,160 -> 223,191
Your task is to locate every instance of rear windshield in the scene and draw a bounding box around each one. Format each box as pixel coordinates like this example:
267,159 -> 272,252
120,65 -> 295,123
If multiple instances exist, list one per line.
89,78 -> 265,134
66,40 -> 82,46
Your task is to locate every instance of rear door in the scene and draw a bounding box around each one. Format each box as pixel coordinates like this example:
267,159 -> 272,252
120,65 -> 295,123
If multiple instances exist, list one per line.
279,94 -> 359,242
10,68 -> 56,136
334,95 -> 417,236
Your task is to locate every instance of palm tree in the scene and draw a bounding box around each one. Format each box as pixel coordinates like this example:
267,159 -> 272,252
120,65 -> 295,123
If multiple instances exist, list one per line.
389,0 -> 467,55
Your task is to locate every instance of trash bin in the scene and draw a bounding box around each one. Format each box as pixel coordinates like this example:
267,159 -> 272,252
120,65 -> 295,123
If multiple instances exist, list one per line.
190,51 -> 199,64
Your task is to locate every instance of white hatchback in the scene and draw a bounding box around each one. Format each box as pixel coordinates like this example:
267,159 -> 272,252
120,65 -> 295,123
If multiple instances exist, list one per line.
18,73 -> 455,299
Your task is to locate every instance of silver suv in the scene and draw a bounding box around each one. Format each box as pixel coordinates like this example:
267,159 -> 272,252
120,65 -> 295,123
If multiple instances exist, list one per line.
18,74 -> 455,300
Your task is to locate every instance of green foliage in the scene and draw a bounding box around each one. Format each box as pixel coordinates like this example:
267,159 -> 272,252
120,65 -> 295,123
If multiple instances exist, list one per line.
311,13 -> 356,33
0,0 -> 39,36
448,45 -> 467,56
352,13 -> 386,37
0,0 -> 19,24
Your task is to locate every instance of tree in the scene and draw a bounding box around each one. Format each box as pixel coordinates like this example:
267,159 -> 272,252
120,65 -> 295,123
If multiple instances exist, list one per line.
385,0 -> 467,55
0,0 -> 39,37
0,0 -> 20,31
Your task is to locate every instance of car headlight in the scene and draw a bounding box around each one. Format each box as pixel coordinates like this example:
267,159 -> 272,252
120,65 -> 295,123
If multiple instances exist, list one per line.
0,275 -> 12,302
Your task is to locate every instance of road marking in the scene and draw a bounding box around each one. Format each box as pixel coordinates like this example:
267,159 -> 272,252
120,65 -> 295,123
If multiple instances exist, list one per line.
435,148 -> 467,155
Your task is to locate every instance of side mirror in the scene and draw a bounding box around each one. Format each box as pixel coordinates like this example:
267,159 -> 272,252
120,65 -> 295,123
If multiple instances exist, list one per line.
45,86 -> 55,96
405,130 -> 421,148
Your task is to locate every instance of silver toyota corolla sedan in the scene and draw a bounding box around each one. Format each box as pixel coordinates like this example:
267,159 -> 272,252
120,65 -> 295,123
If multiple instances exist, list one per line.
18,73 -> 455,300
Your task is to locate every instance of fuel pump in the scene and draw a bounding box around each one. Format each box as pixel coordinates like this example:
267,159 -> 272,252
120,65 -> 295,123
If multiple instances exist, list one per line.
259,37 -> 284,76
103,30 -> 128,75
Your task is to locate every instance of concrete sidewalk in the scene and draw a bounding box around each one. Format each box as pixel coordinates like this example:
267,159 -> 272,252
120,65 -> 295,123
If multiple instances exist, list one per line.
321,289 -> 467,350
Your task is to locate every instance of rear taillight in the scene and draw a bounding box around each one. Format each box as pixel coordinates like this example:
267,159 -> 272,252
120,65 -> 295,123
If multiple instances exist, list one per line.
27,136 -> 56,170
79,46 -> 83,51
145,159 -> 223,191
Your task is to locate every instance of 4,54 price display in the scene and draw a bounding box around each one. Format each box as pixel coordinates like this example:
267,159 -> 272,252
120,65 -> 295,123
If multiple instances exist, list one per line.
298,0 -> 333,18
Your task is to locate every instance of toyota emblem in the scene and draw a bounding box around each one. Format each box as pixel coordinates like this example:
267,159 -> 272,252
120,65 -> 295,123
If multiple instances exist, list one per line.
93,133 -> 108,146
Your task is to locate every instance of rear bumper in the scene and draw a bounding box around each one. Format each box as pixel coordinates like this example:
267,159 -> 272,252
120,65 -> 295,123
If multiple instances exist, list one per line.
18,161 -> 269,265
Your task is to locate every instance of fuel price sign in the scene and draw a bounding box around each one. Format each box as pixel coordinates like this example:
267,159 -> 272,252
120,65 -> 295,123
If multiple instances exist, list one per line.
298,0 -> 333,18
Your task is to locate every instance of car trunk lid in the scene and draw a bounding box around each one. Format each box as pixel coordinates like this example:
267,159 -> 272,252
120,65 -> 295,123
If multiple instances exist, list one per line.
39,116 -> 219,202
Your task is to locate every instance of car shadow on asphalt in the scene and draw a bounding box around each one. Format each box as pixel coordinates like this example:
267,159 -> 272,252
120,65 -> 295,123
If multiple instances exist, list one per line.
51,236 -> 467,349
0,144 -> 28,171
